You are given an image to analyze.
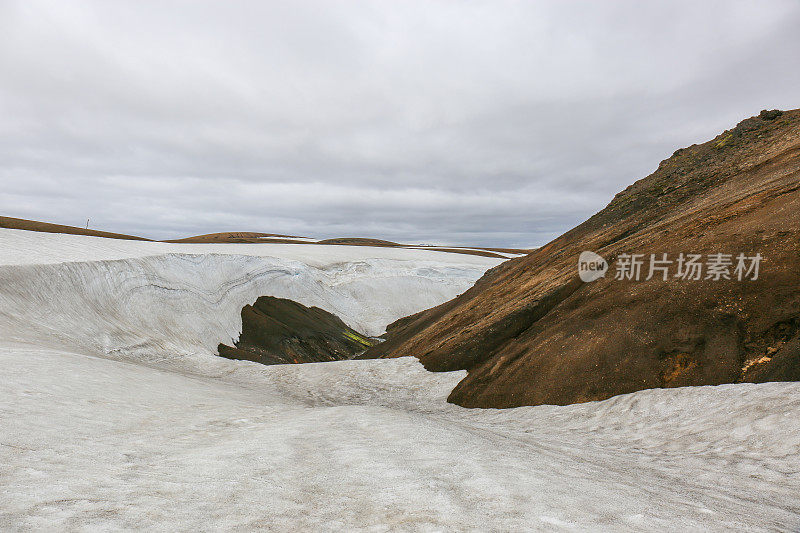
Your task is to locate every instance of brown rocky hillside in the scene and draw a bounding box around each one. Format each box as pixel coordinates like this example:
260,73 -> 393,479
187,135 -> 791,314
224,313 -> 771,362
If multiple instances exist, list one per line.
362,109 -> 800,408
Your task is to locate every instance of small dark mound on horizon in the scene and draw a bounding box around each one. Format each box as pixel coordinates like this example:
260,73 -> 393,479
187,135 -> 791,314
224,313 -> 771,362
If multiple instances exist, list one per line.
0,216 -> 150,241
218,296 -> 377,365
316,237 -> 401,246
166,232 -> 306,243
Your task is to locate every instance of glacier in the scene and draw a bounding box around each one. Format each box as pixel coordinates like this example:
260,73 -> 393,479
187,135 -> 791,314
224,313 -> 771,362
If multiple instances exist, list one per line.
0,228 -> 799,531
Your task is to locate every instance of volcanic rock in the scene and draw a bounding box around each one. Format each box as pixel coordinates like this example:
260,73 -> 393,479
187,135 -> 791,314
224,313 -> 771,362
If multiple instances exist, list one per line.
362,109 -> 800,408
218,296 -> 377,365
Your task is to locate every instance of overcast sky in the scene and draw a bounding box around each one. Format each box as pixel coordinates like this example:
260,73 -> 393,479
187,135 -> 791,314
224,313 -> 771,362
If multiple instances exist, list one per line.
1,1 -> 798,246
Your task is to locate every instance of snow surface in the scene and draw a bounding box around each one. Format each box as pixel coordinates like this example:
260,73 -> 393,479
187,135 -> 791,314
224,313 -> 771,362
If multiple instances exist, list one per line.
0,228 -> 499,366
1,228 -> 799,531
405,245 -> 530,259
0,228 -> 499,268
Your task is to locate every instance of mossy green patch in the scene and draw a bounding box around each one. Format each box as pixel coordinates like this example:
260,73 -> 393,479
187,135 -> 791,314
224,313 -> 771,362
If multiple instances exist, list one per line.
342,330 -> 376,347
715,133 -> 733,148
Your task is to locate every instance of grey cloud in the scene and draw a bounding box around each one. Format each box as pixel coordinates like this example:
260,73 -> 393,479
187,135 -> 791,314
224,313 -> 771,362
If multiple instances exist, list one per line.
1,0 -> 798,247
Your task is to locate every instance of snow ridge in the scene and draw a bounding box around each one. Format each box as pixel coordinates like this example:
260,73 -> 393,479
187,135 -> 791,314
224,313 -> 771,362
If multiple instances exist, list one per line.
0,251 -> 490,369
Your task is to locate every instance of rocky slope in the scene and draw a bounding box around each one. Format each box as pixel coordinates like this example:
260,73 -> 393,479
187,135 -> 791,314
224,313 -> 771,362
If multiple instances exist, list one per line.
218,296 -> 377,364
362,109 -> 800,408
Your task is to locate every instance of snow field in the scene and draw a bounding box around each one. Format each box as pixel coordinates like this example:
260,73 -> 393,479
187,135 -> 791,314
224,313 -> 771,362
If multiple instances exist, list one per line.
1,228 -> 799,531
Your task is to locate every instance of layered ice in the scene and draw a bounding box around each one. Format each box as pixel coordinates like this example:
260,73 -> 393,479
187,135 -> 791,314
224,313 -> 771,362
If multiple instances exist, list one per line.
0,229 -> 498,368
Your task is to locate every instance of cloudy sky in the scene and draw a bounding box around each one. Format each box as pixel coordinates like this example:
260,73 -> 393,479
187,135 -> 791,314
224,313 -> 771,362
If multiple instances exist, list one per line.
1,1 -> 798,246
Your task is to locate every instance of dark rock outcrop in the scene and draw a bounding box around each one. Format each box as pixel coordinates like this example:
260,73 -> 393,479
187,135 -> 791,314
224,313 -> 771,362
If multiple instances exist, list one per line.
218,296 -> 376,365
362,109 -> 800,408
